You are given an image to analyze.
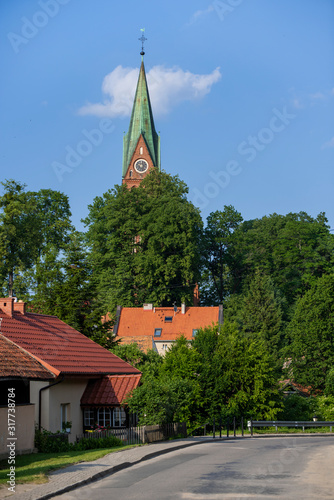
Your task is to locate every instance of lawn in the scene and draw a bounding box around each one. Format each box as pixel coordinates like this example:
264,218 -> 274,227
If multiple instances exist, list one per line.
0,445 -> 139,485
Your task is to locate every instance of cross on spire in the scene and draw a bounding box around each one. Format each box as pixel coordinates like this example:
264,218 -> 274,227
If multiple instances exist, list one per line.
139,28 -> 147,56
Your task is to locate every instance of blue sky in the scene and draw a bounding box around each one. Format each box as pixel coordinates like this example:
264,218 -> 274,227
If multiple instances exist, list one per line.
1,0 -> 333,231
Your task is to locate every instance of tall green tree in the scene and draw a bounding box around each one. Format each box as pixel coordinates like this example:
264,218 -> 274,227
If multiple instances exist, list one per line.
26,231 -> 113,342
0,180 -> 73,297
0,180 -> 39,296
287,274 -> 334,393
83,170 -> 203,313
200,206 -> 243,305
194,323 -> 281,420
125,337 -> 202,428
234,211 -> 334,315
241,270 -> 283,357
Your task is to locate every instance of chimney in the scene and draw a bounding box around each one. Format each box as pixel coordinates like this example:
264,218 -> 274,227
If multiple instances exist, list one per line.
181,303 -> 186,314
193,283 -> 200,306
0,298 -> 15,317
143,303 -> 153,311
13,300 -> 26,315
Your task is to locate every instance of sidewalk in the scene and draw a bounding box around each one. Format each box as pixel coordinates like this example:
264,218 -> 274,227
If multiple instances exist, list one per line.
0,437 -> 214,500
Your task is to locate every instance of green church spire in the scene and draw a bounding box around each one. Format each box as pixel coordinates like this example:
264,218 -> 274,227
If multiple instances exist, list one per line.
122,57 -> 161,178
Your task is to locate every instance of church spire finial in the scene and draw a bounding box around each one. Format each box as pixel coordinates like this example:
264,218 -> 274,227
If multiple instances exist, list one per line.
139,28 -> 147,58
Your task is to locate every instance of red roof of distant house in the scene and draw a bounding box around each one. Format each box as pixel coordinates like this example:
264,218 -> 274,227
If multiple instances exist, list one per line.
117,335 -> 156,352
280,379 -> 312,397
0,335 -> 55,379
81,374 -> 141,406
0,298 -> 140,377
116,305 -> 221,341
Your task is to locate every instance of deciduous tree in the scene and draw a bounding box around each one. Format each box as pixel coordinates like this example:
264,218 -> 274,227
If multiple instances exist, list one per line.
287,274 -> 334,393
83,170 -> 203,313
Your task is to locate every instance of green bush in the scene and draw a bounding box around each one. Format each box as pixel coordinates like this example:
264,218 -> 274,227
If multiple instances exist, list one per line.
315,396 -> 334,420
325,369 -> 334,396
35,428 -> 70,453
35,428 -> 123,453
279,395 -> 317,421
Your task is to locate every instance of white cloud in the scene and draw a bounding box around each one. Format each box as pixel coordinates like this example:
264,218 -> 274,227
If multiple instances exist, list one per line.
78,65 -> 222,118
309,91 -> 326,100
321,137 -> 334,149
185,6 -> 214,26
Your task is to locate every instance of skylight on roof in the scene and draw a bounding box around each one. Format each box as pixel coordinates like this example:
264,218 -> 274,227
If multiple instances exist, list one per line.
154,328 -> 162,337
164,316 -> 173,323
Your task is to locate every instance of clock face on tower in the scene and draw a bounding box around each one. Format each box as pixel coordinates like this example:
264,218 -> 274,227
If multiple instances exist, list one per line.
134,159 -> 148,173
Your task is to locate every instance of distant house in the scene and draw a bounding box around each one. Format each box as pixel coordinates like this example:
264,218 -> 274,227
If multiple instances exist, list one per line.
113,303 -> 224,355
0,297 -> 141,454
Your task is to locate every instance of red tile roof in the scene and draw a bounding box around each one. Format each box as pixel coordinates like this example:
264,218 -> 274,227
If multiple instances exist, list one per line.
0,310 -> 141,377
81,374 -> 141,406
280,379 -> 312,397
0,335 -> 55,379
117,335 -> 156,352
116,306 -> 220,341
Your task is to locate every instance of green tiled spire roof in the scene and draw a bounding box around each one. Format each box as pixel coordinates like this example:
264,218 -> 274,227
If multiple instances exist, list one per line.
122,60 -> 160,177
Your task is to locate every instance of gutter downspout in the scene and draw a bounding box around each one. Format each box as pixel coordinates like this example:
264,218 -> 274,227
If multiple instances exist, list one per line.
218,304 -> 224,334
38,376 -> 65,430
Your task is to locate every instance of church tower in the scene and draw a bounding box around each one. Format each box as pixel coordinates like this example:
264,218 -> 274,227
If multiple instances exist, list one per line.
122,35 -> 160,187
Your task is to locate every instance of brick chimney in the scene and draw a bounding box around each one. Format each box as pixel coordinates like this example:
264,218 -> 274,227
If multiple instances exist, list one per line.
193,283 -> 200,306
13,300 -> 26,315
0,298 -> 15,317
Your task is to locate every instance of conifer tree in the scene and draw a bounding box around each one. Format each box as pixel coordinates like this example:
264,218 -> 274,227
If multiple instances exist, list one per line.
241,270 -> 283,357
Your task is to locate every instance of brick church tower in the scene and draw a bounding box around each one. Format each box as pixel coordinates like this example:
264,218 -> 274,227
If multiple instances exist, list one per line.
122,41 -> 160,187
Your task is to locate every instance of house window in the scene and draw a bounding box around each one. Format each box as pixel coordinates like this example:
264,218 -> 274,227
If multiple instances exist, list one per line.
154,328 -> 162,337
164,316 -> 173,322
97,408 -> 112,427
192,329 -> 198,337
84,408 -> 94,427
61,403 -> 70,428
113,407 -> 126,427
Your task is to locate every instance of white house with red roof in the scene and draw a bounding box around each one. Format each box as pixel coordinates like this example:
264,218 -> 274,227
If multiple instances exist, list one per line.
113,303 -> 223,355
0,297 -> 141,452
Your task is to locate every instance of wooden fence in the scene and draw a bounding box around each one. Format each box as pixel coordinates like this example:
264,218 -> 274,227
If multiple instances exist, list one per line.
77,422 -> 187,445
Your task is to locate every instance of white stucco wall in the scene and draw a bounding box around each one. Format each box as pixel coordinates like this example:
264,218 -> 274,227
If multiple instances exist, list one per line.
0,405 -> 35,458
30,378 -> 88,443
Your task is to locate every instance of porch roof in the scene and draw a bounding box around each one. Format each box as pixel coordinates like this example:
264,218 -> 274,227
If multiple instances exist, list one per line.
81,374 -> 141,406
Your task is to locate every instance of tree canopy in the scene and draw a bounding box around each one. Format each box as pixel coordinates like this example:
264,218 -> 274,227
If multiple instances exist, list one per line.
83,170 -> 203,312
0,180 -> 73,297
124,325 -> 281,428
287,273 -> 334,393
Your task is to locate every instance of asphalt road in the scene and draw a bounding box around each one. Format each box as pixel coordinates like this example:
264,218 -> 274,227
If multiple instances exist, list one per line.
54,436 -> 334,500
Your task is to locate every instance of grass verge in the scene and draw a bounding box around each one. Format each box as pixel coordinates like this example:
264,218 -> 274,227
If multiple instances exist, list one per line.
0,445 -> 139,485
